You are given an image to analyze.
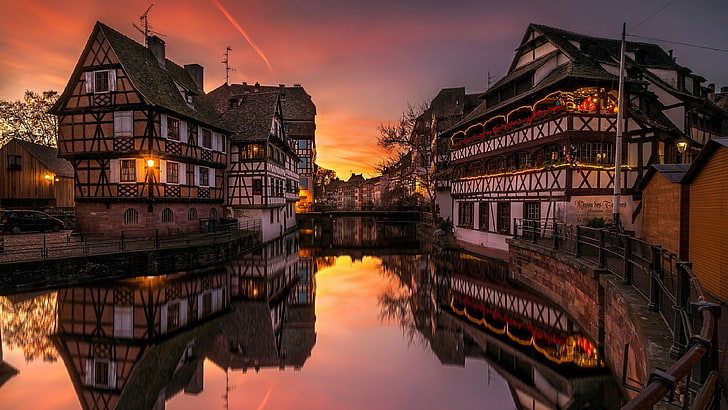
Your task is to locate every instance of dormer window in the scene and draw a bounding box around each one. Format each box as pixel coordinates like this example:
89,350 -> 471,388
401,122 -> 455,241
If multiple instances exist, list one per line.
85,69 -> 116,94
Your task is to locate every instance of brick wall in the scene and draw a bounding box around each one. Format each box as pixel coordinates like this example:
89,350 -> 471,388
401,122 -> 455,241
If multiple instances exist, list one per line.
507,240 -> 673,399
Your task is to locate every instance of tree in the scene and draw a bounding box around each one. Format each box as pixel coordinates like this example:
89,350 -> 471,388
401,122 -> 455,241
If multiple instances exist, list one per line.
377,100 -> 437,214
0,90 -> 59,147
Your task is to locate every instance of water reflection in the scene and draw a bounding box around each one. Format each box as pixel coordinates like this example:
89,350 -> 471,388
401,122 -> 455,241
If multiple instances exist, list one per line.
0,217 -> 623,409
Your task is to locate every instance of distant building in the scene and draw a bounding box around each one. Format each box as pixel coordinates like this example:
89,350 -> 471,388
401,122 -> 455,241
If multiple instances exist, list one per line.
0,138 -> 74,209
50,22 -> 229,236
211,89 -> 299,242
209,82 -> 317,213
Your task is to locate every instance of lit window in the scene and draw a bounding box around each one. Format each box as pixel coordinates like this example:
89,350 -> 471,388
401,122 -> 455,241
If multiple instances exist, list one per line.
120,160 -> 136,182
166,162 -> 179,184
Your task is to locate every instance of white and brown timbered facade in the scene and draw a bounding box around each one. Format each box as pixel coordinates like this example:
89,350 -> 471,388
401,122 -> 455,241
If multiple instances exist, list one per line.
443,24 -> 728,251
50,22 -> 229,236
53,269 -> 228,409
210,88 -> 299,242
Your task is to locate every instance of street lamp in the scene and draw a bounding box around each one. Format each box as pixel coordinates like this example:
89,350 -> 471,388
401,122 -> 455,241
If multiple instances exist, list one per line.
676,139 -> 689,154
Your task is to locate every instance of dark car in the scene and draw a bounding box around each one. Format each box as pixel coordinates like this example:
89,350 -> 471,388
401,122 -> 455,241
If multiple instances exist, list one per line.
0,210 -> 65,233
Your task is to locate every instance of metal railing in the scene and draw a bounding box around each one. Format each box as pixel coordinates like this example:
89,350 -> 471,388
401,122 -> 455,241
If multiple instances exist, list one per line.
0,219 -> 262,263
513,218 -> 721,410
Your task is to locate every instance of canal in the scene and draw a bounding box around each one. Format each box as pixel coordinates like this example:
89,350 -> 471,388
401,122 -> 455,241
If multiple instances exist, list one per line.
0,217 -> 624,409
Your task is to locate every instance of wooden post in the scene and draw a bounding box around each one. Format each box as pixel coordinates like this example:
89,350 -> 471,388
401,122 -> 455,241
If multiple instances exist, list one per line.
670,262 -> 691,358
648,245 -> 662,312
622,235 -> 633,285
552,222 -> 559,250
598,229 -> 606,269
575,226 -> 582,258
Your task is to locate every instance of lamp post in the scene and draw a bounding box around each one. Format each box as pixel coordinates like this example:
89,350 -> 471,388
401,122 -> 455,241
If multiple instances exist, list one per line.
146,158 -> 156,212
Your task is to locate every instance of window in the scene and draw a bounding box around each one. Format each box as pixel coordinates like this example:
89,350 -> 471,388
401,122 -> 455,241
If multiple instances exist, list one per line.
167,117 -> 180,140
162,208 -> 173,223
210,208 -> 217,218
166,162 -> 179,184
95,71 -> 109,93
85,359 -> 116,388
123,208 -> 139,224
497,202 -> 511,234
479,202 -> 489,231
188,208 -> 198,221
120,160 -> 136,182
113,306 -> 133,338
7,155 -> 21,170
458,202 -> 474,228
199,167 -> 209,186
167,302 -> 180,330
299,157 -> 308,169
240,144 -> 265,159
202,129 -> 212,149
253,178 -> 263,195
114,111 -> 133,137
298,140 -> 307,150
85,69 -> 116,94
525,202 -> 540,220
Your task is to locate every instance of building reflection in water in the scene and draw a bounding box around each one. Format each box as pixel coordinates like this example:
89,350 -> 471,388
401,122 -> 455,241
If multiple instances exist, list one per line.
46,232 -> 316,410
379,250 -> 625,409
1,218 -> 625,409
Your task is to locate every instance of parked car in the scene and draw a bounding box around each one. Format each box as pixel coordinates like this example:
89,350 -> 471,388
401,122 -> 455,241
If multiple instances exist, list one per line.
0,210 -> 65,233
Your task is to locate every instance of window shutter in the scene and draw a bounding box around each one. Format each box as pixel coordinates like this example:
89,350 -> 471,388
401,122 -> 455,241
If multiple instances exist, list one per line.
160,160 -> 167,183
136,159 -> 144,183
85,72 -> 94,94
108,70 -> 117,92
179,121 -> 187,143
193,166 -> 200,187
160,114 -> 167,138
109,159 -> 119,183
208,169 -> 215,188
160,303 -> 168,334
85,360 -> 93,385
197,294 -> 204,318
180,298 -> 188,326
109,361 -> 117,388
212,288 -> 219,311
113,306 -> 133,338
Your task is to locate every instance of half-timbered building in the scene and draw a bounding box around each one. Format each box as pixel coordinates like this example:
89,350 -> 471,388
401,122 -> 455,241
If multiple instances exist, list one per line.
442,24 -> 728,251
209,82 -> 317,212
53,268 -> 228,410
49,22 -> 229,236
211,90 -> 299,242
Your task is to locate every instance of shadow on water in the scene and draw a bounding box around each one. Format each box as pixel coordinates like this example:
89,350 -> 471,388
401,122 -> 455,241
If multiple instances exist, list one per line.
0,217 -> 625,409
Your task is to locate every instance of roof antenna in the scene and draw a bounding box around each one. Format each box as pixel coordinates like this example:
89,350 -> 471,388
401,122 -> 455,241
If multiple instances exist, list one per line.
222,46 -> 236,85
487,72 -> 494,90
133,4 -> 165,45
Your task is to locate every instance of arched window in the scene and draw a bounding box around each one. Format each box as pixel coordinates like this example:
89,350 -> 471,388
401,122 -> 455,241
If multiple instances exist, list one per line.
123,208 -> 139,224
162,208 -> 173,223
188,208 -> 198,221
210,208 -> 218,218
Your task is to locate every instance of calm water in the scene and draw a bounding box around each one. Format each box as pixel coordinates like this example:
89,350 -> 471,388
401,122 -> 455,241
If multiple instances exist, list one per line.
0,217 -> 622,409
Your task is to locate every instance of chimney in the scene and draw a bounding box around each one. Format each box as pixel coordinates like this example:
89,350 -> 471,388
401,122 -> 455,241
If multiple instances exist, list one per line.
254,82 -> 260,92
707,83 -> 716,102
148,35 -> 166,68
184,64 -> 204,92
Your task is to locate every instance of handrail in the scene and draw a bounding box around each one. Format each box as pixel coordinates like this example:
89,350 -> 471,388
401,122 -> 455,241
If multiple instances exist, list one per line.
511,218 -> 720,409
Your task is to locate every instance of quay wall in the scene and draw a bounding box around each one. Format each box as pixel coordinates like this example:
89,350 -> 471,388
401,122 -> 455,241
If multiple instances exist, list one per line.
507,239 -> 674,400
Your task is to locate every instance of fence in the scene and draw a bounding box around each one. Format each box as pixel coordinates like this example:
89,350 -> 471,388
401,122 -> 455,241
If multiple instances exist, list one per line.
513,218 -> 721,410
0,219 -> 261,263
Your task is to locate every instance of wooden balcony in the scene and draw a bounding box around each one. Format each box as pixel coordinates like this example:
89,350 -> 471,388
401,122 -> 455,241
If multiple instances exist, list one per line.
451,112 -> 617,162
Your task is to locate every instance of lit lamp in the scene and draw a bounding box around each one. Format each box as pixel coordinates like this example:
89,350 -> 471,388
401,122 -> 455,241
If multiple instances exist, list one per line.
676,139 -> 689,154
146,159 -> 155,168
44,174 -> 52,181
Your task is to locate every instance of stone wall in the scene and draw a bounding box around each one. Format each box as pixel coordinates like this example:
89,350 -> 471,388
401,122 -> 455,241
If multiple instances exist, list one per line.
508,239 -> 674,400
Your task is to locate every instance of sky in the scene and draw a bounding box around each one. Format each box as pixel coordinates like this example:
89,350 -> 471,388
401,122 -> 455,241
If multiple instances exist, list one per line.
1,0 -> 727,178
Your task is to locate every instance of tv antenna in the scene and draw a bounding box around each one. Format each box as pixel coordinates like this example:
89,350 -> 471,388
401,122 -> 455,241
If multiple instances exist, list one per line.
133,4 -> 165,45
222,46 -> 236,84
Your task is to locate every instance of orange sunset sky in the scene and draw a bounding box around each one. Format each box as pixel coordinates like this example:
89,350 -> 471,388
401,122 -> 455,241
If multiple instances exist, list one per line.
1,0 -> 727,178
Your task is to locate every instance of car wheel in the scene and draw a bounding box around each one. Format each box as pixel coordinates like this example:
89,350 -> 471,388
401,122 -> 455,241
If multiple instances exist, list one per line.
11,226 -> 21,234
53,225 -> 61,232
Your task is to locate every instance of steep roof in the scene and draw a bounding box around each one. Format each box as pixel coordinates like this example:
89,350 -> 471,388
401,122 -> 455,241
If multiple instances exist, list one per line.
682,137 -> 728,183
218,91 -> 279,142
13,139 -> 74,177
51,22 -> 224,131
447,23 -> 692,135
211,82 -> 316,120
